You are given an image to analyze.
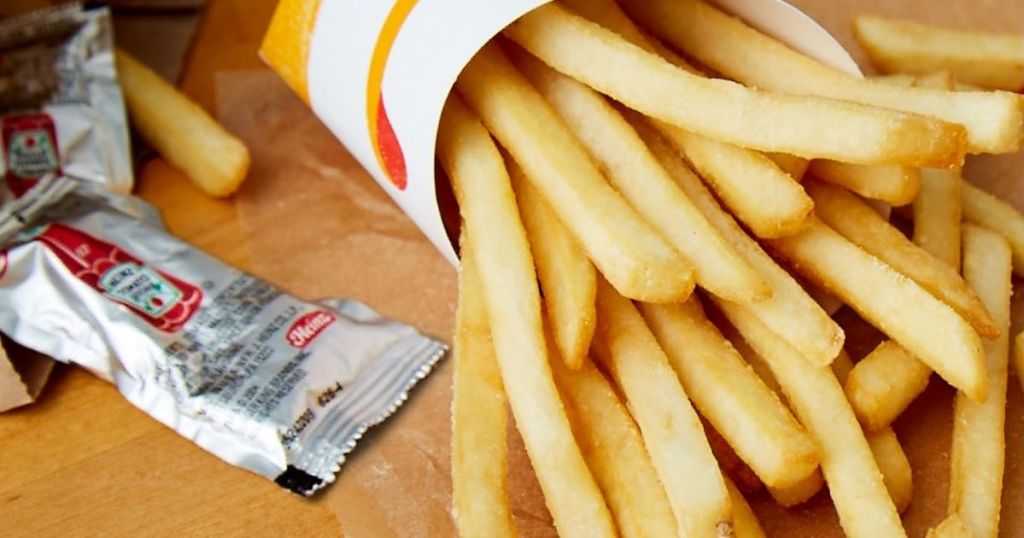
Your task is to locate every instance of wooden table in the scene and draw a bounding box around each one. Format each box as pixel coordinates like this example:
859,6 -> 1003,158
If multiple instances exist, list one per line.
0,1 -> 346,535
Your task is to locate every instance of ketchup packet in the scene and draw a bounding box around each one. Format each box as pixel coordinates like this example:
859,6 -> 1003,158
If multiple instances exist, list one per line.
0,4 -> 447,496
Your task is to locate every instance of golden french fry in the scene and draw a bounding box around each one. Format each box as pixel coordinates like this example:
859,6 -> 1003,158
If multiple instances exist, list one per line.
705,423 -> 764,495
451,233 -> 515,538
559,0 -> 812,194
881,68 -> 965,268
807,160 -> 921,206
927,515 -> 974,538
874,71 -> 957,90
115,50 -> 249,197
653,121 -> 814,238
630,113 -> 844,366
725,478 -> 766,538
947,225 -> 1013,538
854,15 -> 1024,91
807,180 -> 999,338
551,356 -> 679,538
767,153 -> 810,182
867,428 -> 914,514
725,330 -> 825,507
768,217 -> 987,400
510,49 -> 768,303
915,70 -> 958,89
622,0 -> 1023,155
639,297 -> 819,489
871,73 -> 921,87
831,351 -> 914,513
456,41 -> 693,303
767,469 -> 824,507
437,96 -> 615,538
591,278 -> 731,538
915,168 -> 964,268
558,0 -> 692,70
961,182 -> 1024,277
509,159 -> 595,369
505,4 -> 966,167
845,341 -> 932,432
721,304 -> 906,538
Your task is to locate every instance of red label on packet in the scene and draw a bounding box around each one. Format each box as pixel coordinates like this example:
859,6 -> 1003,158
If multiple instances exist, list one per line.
3,114 -> 61,197
286,310 -> 337,347
35,224 -> 203,332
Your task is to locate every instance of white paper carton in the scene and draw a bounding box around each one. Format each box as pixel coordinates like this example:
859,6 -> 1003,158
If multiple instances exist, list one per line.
261,0 -> 862,266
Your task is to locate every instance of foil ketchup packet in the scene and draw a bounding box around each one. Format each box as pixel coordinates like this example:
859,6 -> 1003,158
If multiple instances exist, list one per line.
0,4 -> 447,496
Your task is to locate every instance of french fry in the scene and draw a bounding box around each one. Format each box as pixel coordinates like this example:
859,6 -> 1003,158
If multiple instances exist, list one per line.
832,351 -> 914,513
622,0 -> 1024,155
767,153 -> 810,182
805,75 -> 923,206
915,168 -> 964,268
115,50 -> 250,197
807,160 -> 921,206
558,0 -> 691,70
639,297 -> 820,489
806,180 -> 999,338
591,278 -> 731,538
551,356 -> 679,538
653,121 -> 814,238
767,217 -> 987,400
961,182 -> 1024,277
510,49 -> 769,303
509,159 -> 596,369
947,225 -> 1013,538
854,15 -> 1024,91
866,428 -> 914,514
915,70 -> 958,89
720,304 -> 906,538
767,469 -> 824,507
505,4 -> 966,167
456,41 -> 693,303
629,113 -> 844,366
705,424 -> 764,495
871,73 -> 922,87
927,515 -> 974,538
559,0 -> 811,191
438,96 -> 615,538
725,478 -> 766,538
725,328 -> 825,506
845,341 -> 932,432
451,232 -> 515,538
888,62 -> 967,269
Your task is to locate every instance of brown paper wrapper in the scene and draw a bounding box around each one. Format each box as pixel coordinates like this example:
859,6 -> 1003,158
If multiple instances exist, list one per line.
216,0 -> 1024,534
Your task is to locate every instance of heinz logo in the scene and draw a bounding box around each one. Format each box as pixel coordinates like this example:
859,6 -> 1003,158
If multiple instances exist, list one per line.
287,310 -> 336,348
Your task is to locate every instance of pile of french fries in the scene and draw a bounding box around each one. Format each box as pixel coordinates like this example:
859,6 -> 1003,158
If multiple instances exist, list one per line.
444,1 -> 1024,537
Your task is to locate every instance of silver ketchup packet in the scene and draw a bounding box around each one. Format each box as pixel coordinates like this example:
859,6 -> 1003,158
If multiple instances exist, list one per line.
0,4 -> 447,496
0,3 -> 132,197
0,177 -> 447,495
